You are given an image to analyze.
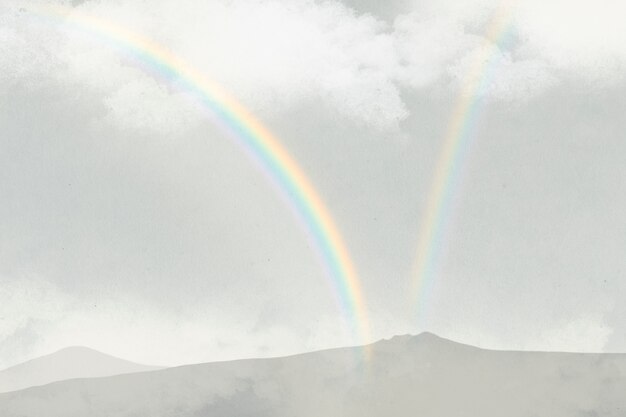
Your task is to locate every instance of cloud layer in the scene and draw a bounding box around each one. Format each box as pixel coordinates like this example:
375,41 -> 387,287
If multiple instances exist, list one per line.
4,0 -> 625,133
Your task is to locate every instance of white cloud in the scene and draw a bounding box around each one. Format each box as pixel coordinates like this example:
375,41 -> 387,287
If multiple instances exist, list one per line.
0,6 -> 62,89
515,0 -> 626,81
393,14 -> 475,89
447,43 -> 557,102
43,0 -> 409,130
3,0 -> 624,134
102,75 -> 204,135
393,12 -> 557,102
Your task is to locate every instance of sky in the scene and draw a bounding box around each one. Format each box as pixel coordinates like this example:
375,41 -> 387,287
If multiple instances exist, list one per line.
1,0 -> 625,368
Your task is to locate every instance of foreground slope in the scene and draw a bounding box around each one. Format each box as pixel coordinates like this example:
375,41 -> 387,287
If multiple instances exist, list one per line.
0,333 -> 624,416
0,346 -> 162,393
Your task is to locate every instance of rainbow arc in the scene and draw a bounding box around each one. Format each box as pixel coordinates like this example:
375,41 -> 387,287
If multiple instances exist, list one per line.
30,4 -> 371,348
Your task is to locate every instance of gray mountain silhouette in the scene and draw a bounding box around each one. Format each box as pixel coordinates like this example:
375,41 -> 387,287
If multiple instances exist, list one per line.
0,333 -> 624,416
0,346 -> 162,393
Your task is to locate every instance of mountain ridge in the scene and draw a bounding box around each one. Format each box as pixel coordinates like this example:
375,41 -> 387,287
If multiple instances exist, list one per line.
1,332 -> 624,416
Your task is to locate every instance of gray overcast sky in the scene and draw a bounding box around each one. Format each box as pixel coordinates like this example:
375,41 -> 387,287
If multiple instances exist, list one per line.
1,0 -> 625,368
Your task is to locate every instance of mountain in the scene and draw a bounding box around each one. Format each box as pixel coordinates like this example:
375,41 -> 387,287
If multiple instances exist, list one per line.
0,333 -> 625,416
0,346 -> 162,393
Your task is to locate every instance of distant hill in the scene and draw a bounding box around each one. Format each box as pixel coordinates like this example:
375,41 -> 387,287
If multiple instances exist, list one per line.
0,333 -> 625,416
0,346 -> 162,393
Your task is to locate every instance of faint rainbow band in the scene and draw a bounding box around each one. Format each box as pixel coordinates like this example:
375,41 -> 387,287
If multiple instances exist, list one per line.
411,1 -> 518,326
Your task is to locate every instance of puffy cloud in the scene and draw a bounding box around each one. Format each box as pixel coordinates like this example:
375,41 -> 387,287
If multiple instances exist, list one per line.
514,0 -> 626,81
0,5 -> 62,89
102,75 -> 204,135
3,0 -> 625,133
4,0 -> 407,130
393,14 -> 474,89
447,42 -> 557,102
392,12 -> 557,101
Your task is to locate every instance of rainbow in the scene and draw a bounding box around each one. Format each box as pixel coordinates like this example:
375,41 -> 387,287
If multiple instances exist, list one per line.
29,5 -> 371,346
410,2 -> 518,326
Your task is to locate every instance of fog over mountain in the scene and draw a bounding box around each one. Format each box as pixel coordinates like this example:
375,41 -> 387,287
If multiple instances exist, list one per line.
0,334 -> 624,417
0,346 -> 161,393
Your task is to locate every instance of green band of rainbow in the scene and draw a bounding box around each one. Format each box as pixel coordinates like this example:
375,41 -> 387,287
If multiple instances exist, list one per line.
30,5 -> 370,346
411,1 -> 517,326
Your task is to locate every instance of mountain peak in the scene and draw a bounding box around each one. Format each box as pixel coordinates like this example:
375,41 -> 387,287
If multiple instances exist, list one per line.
416,331 -> 442,339
48,346 -> 133,362
0,347 -> 161,394
53,346 -> 107,355
381,332 -> 448,344
56,345 -> 97,351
